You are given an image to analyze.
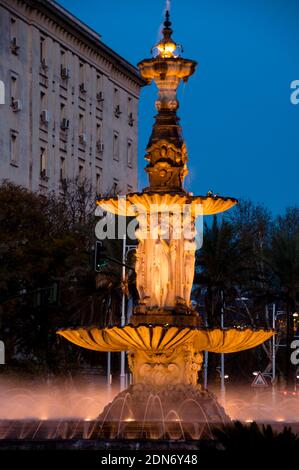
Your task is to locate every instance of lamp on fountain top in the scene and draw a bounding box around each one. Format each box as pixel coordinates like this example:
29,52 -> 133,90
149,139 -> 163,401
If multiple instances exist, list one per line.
137,10 -> 197,193
151,11 -> 182,59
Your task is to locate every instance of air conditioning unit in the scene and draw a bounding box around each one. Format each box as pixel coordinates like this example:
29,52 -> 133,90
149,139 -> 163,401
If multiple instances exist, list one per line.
96,141 -> 104,153
79,82 -> 87,94
79,133 -> 87,145
61,118 -> 69,130
40,109 -> 50,124
61,66 -> 70,80
10,37 -> 19,54
11,98 -> 22,112
96,91 -> 104,102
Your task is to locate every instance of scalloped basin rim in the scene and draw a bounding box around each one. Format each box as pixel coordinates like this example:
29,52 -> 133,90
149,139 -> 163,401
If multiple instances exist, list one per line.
57,325 -> 274,354
96,193 -> 238,216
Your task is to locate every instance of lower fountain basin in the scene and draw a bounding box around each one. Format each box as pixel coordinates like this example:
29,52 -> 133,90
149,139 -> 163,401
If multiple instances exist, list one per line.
97,383 -> 230,440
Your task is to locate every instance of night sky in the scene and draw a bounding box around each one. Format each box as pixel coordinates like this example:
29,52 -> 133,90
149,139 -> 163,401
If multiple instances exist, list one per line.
58,0 -> 299,215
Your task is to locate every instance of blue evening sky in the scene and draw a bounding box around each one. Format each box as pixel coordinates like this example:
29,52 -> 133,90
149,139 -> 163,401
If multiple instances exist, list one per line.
58,0 -> 299,215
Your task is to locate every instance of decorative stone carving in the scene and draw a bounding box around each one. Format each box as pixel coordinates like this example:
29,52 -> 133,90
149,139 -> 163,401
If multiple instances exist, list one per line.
128,344 -> 203,386
135,211 -> 197,310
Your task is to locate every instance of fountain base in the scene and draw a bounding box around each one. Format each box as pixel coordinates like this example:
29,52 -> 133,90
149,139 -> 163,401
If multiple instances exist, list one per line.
97,383 -> 230,439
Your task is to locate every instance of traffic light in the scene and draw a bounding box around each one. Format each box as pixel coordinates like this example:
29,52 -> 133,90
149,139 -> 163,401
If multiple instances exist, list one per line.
95,241 -> 108,272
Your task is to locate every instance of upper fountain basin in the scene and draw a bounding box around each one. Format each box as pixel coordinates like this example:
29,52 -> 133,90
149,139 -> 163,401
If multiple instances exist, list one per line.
57,325 -> 273,354
96,192 -> 237,217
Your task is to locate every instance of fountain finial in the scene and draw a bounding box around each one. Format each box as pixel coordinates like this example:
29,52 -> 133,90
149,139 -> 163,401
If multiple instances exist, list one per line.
163,9 -> 172,37
152,9 -> 181,58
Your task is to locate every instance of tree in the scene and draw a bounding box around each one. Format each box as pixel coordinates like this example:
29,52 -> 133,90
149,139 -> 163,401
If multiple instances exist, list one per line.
266,207 -> 299,387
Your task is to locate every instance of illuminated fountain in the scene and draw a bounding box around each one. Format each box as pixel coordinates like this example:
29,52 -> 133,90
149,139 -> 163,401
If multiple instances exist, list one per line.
57,11 -> 273,440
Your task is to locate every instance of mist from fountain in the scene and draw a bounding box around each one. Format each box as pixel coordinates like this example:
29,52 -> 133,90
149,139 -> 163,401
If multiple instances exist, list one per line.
0,378 -> 299,441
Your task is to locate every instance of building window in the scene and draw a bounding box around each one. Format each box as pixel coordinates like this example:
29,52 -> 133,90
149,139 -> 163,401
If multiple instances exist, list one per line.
40,91 -> 50,125
10,73 -> 18,102
10,18 -> 16,39
40,148 -> 47,178
127,140 -> 133,168
79,63 -> 84,81
60,102 -> 65,118
113,132 -> 119,161
79,113 -> 84,133
10,18 -> 19,55
79,62 -> 86,93
10,73 -> 21,111
128,97 -> 134,126
96,74 -> 102,90
60,102 -> 69,130
40,36 -> 47,69
60,49 -> 70,80
78,161 -> 85,181
113,179 -> 118,195
96,123 -> 103,156
114,88 -> 121,117
96,74 -> 103,103
128,97 -> 132,114
96,123 -> 102,141
40,91 -> 46,108
79,113 -> 86,146
10,130 -> 18,165
96,168 -> 101,194
114,88 -> 119,106
60,48 -> 66,64
40,91 -> 47,115
60,157 -> 66,181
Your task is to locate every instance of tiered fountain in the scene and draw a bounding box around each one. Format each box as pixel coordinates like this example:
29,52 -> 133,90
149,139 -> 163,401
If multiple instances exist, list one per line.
58,11 -> 273,440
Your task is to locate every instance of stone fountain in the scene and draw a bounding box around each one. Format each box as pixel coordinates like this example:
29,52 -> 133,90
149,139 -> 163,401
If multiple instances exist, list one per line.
58,11 -> 273,440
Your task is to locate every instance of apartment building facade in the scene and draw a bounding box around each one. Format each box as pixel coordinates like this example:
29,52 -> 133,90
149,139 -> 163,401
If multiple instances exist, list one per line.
0,0 -> 144,195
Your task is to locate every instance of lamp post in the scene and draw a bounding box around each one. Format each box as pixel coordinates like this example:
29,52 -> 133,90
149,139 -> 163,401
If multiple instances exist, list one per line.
107,351 -> 112,393
220,290 -> 225,402
120,235 -> 136,391
120,235 -> 126,391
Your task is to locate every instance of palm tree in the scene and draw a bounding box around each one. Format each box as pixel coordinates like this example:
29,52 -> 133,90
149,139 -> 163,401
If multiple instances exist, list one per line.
194,215 -> 252,327
265,207 -> 299,387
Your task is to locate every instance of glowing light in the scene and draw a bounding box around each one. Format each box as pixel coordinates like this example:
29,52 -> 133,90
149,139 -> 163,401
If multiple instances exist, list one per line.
276,418 -> 285,422
40,416 -> 48,421
245,419 -> 253,423
124,418 -> 134,422
293,312 -> 299,317
157,40 -> 177,58
224,375 -> 229,379
84,418 -> 92,421
253,372 -> 258,376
